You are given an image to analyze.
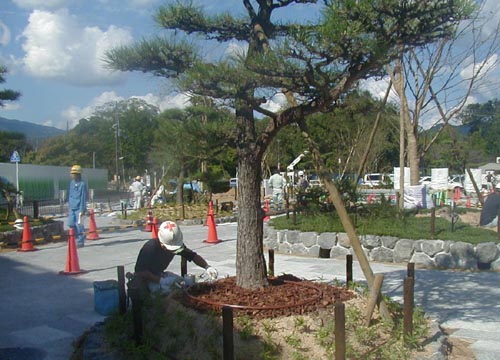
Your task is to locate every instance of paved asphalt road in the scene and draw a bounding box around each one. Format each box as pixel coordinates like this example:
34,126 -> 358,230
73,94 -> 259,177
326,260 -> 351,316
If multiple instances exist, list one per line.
1,212 -> 499,359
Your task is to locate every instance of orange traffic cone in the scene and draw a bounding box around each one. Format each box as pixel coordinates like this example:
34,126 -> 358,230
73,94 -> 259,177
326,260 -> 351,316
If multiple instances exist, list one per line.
466,195 -> 471,208
151,217 -> 159,239
204,201 -> 221,244
87,209 -> 100,240
18,216 -> 38,252
263,199 -> 270,222
144,208 -> 153,232
59,228 -> 86,275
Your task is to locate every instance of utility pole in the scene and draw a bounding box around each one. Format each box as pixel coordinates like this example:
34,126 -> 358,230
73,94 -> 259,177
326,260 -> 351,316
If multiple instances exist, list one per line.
112,113 -> 120,191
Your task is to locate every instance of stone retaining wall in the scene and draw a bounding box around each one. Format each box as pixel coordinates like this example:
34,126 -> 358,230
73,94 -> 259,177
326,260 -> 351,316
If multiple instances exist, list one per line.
263,226 -> 500,271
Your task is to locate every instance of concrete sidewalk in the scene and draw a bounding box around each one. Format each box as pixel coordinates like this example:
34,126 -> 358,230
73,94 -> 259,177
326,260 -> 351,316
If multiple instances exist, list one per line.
1,214 -> 499,359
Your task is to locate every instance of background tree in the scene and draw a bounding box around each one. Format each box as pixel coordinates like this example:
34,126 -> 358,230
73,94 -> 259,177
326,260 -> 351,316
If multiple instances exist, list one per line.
0,65 -> 20,107
459,99 -> 500,161
106,0 -> 473,289
0,65 -> 23,215
0,131 -> 33,163
151,103 -> 235,202
32,99 -> 159,184
387,0 -> 500,188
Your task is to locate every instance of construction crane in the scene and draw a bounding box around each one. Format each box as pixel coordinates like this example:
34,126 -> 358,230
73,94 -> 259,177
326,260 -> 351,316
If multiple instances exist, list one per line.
286,151 -> 309,185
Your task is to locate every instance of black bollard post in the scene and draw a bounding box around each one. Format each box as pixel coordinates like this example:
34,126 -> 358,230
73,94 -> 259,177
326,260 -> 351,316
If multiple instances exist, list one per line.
222,306 -> 234,360
33,200 -> 39,219
117,266 -> 127,315
181,257 -> 187,277
430,206 -> 436,239
268,249 -> 274,277
407,262 -> 415,279
346,254 -> 353,285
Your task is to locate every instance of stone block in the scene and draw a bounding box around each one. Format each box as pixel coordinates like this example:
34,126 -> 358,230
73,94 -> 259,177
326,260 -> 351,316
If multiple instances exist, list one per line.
291,243 -> 309,256
337,232 -> 351,248
410,252 -> 435,268
434,252 -> 455,269
420,240 -> 445,257
380,236 -> 399,249
277,231 -> 286,244
490,257 -> 500,271
450,242 -> 477,270
370,247 -> 394,263
299,232 -> 318,248
285,230 -> 300,245
264,237 -> 278,250
393,239 -> 415,263
317,232 -> 336,249
330,246 -> 350,259
361,234 -> 381,249
307,244 -> 321,257
475,242 -> 499,264
278,242 -> 292,254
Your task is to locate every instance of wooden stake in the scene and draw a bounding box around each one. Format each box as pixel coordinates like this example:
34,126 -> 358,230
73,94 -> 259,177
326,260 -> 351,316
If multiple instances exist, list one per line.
335,302 -> 346,360
364,274 -> 384,327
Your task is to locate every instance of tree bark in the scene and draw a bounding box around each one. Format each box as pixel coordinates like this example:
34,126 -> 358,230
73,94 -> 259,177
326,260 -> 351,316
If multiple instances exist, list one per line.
235,99 -> 268,289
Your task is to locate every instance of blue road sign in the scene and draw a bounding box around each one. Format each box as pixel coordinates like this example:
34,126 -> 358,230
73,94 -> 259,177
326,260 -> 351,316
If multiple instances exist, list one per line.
10,150 -> 21,163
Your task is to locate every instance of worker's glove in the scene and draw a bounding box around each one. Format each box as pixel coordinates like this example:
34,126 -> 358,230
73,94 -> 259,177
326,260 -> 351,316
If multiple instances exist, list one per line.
78,212 -> 85,225
205,266 -> 218,280
159,276 -> 174,289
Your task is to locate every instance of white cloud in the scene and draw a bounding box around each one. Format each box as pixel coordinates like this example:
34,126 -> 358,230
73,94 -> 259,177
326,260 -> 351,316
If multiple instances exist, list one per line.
359,77 -> 400,104
0,20 -> 11,45
2,102 -> 21,111
60,91 -> 192,130
12,0 -> 70,9
20,9 -> 133,86
460,54 -> 498,80
133,92 -> 191,111
61,91 -> 123,129
224,41 -> 248,58
261,93 -> 286,113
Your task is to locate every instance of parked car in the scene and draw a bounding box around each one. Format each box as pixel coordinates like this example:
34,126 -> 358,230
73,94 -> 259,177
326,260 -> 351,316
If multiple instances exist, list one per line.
361,173 -> 391,188
448,174 -> 464,190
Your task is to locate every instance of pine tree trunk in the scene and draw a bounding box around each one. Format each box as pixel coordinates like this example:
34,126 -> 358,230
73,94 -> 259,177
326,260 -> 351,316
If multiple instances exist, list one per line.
235,104 -> 268,289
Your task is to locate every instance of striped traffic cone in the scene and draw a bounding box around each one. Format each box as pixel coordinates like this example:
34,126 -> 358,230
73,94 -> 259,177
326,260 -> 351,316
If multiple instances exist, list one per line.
18,216 -> 38,252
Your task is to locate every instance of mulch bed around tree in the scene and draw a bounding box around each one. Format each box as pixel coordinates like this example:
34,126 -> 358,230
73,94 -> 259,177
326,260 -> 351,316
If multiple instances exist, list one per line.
183,274 -> 356,320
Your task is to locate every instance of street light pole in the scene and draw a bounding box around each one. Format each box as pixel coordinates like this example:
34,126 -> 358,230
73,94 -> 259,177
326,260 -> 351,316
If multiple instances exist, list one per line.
112,117 -> 120,191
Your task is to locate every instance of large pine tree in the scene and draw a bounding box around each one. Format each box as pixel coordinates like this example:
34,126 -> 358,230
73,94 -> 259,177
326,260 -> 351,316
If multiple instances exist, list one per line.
106,0 -> 473,289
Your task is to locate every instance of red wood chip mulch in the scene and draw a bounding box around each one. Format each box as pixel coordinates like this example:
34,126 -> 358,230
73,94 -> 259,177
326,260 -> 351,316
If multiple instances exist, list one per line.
183,274 -> 356,319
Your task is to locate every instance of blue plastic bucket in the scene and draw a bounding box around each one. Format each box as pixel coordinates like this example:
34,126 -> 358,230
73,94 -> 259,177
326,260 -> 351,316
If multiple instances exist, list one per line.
93,280 -> 119,316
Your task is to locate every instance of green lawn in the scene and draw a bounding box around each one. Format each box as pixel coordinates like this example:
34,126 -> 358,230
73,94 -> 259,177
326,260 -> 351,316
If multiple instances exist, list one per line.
270,207 -> 499,245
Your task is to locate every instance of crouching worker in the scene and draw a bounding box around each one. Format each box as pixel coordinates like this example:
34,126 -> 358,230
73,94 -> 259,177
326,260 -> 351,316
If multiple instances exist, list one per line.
134,220 -> 218,294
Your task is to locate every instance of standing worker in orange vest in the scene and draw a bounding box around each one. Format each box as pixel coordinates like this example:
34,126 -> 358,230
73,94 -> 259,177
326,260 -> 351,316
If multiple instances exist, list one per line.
68,165 -> 87,247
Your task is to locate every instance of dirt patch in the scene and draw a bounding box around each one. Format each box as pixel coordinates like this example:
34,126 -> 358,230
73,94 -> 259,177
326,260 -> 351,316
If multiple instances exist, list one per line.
125,275 -> 436,359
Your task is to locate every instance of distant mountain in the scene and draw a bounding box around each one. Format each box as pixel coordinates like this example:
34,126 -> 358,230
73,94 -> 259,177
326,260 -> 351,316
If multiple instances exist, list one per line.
425,123 -> 471,136
0,116 -> 65,142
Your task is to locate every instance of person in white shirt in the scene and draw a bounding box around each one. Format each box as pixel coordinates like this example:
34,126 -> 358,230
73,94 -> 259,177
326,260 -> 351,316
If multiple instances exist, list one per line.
268,168 -> 287,210
129,176 -> 145,210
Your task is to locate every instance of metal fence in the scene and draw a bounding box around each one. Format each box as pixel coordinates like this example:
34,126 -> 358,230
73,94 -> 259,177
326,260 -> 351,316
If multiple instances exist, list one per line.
1,191 -> 131,219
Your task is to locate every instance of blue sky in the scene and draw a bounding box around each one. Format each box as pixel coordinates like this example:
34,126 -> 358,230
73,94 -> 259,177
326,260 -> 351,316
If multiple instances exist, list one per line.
1,0 -> 499,131
0,0 -> 263,130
